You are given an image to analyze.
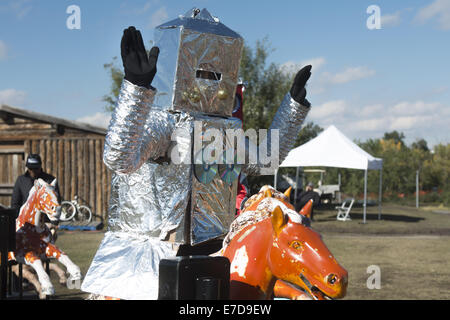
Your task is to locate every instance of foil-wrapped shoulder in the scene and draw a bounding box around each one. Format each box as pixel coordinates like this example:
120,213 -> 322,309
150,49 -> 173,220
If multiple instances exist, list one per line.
104,79 -> 175,174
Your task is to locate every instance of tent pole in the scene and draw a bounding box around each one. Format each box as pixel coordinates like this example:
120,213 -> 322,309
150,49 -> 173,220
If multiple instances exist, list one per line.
416,170 -> 419,209
378,168 -> 382,220
274,168 -> 278,189
363,169 -> 368,224
294,167 -> 300,207
338,172 -> 342,203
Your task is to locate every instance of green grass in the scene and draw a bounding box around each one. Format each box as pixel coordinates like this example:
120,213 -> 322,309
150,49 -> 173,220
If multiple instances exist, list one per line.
313,202 -> 450,236
35,202 -> 450,300
323,235 -> 450,300
48,230 -> 104,300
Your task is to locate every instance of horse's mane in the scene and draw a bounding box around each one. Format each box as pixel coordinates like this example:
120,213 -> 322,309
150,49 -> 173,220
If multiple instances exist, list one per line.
223,186 -> 310,249
20,179 -> 55,216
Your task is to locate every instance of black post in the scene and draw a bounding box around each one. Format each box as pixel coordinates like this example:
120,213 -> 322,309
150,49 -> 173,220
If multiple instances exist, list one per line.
19,263 -> 23,299
0,214 -> 8,300
0,208 -> 17,300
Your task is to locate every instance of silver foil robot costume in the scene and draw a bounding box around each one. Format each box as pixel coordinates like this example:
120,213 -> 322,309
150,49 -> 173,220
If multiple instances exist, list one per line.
81,8 -> 312,300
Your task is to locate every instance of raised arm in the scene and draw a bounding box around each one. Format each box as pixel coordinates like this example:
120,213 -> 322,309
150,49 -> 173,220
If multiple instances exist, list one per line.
243,65 -> 312,176
103,27 -> 173,174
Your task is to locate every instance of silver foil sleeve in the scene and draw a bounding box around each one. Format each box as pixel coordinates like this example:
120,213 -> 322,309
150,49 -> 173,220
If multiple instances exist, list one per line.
104,79 -> 173,174
242,92 -> 310,176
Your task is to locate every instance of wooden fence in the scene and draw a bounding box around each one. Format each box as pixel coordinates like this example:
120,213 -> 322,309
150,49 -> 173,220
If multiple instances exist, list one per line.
11,138 -> 112,221
0,146 -> 24,207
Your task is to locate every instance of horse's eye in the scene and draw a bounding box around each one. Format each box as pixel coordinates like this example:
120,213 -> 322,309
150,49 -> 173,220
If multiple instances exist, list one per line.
327,274 -> 337,285
290,240 -> 303,250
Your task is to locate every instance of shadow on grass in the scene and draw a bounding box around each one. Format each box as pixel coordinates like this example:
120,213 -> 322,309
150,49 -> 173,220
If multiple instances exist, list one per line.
315,211 -> 425,223
347,213 -> 425,223
53,292 -> 87,300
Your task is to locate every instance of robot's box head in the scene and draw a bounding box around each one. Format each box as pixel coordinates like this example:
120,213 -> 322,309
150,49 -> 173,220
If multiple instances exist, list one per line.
152,8 -> 243,116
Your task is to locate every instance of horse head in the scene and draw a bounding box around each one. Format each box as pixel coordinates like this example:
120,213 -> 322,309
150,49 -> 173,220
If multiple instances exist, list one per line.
269,203 -> 348,299
223,185 -> 347,300
30,178 -> 61,224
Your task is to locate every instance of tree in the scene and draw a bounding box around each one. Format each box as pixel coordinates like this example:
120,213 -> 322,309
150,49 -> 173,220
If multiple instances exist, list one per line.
422,143 -> 450,191
411,138 -> 429,152
102,57 -> 124,112
295,122 -> 323,147
238,38 -> 296,192
383,130 -> 406,147
239,38 -> 292,132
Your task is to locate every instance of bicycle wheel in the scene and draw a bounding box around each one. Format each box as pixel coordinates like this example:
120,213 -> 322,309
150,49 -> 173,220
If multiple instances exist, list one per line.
74,205 -> 93,224
60,201 -> 76,221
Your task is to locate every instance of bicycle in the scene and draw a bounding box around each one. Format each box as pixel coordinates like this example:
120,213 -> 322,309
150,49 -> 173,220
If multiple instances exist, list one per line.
59,195 -> 93,224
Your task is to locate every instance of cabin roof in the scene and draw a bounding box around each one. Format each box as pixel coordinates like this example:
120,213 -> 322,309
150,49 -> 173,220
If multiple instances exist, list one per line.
0,104 -> 107,135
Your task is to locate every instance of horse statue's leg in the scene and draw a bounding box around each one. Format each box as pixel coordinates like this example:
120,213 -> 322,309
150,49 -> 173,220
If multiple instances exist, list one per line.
45,243 -> 82,281
24,252 -> 55,296
49,263 -> 67,285
11,264 -> 47,299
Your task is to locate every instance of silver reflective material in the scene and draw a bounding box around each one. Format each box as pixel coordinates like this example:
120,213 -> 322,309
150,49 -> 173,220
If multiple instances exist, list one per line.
190,115 -> 241,244
104,79 -> 173,174
270,93 -> 310,162
103,110 -> 242,244
80,231 -> 177,300
152,8 -> 243,116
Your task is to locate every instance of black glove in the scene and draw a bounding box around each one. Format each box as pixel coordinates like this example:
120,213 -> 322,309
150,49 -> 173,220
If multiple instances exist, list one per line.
120,26 -> 159,89
290,65 -> 312,106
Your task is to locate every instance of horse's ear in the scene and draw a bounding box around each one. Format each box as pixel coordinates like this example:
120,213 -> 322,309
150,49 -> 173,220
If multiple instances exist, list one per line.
34,178 -> 43,189
271,206 -> 287,236
299,199 -> 313,218
264,189 -> 272,198
284,186 -> 292,198
50,179 -> 57,187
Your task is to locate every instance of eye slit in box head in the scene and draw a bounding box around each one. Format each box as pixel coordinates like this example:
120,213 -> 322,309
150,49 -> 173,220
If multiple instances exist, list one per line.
196,63 -> 222,81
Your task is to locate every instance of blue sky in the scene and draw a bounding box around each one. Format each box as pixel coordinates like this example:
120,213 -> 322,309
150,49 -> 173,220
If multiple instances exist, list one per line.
1,0 -> 449,147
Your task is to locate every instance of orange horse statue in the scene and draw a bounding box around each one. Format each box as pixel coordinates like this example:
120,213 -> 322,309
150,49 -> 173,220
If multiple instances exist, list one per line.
8,178 -> 81,297
220,185 -> 347,300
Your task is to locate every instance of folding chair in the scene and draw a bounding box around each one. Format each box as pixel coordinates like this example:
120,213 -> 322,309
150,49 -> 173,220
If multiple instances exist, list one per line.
336,199 -> 354,221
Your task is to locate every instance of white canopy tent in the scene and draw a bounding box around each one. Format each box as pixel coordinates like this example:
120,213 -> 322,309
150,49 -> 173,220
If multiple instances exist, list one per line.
275,125 -> 383,223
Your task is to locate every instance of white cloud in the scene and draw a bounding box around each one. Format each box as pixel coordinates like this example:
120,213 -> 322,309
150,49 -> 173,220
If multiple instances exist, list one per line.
148,7 -> 168,28
0,89 -> 27,106
391,100 -> 440,115
281,58 -> 375,95
141,1 -> 153,13
0,0 -> 33,19
389,115 -> 431,131
381,11 -> 402,27
122,0 -> 154,15
415,0 -> 450,30
309,100 -> 347,120
352,118 -> 388,132
321,66 -> 376,85
309,98 -> 449,146
359,104 -> 384,117
0,40 -> 7,60
77,112 -> 111,129
281,57 -> 326,76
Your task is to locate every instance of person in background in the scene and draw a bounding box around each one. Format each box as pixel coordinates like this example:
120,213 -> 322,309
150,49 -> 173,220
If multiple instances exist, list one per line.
11,154 -> 61,216
295,181 -> 320,221
233,79 -> 249,215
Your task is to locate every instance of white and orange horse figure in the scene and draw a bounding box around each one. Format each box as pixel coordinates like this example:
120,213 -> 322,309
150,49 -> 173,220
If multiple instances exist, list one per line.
221,185 -> 348,300
8,178 -> 81,297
